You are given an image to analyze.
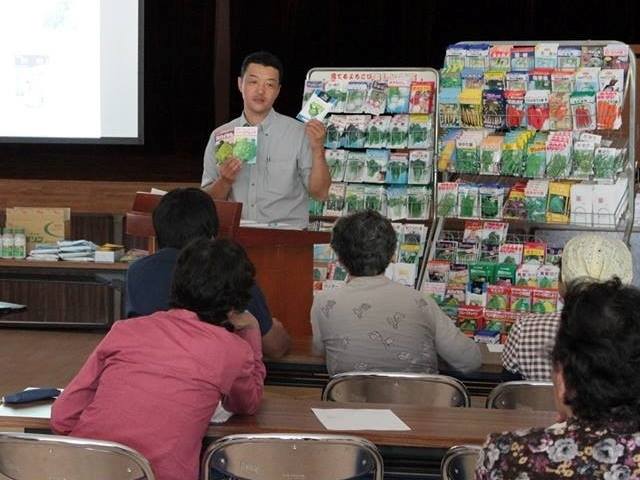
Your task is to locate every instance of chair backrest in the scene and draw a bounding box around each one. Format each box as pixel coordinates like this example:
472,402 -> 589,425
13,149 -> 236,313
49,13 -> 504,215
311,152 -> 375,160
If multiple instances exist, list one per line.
440,445 -> 482,480
0,431 -> 155,480
486,381 -> 556,411
322,372 -> 470,407
201,433 -> 384,480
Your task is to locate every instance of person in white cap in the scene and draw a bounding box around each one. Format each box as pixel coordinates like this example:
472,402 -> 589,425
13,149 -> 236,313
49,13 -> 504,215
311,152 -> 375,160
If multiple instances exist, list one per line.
502,233 -> 633,381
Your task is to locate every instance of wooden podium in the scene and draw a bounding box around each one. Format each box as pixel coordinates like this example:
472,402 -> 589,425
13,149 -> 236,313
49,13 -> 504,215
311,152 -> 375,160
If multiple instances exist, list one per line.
236,228 -> 330,337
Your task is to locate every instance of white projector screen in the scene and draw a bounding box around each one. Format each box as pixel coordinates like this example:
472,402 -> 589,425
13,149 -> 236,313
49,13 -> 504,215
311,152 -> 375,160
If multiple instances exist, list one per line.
0,0 -> 143,143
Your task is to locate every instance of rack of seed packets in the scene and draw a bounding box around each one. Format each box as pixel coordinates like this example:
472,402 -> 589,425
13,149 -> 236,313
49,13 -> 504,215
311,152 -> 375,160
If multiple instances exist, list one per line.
419,218 -> 563,344
303,68 -> 439,289
435,41 -> 636,238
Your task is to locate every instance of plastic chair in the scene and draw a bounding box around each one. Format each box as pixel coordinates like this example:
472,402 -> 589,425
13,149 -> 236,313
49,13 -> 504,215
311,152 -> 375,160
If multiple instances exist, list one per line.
440,444 -> 482,480
486,381 -> 556,411
201,433 -> 383,480
322,372 -> 470,407
0,431 -> 155,479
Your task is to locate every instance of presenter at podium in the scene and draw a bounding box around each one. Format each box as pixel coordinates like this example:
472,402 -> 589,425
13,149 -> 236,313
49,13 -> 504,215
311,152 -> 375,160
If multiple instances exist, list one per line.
202,51 -> 330,228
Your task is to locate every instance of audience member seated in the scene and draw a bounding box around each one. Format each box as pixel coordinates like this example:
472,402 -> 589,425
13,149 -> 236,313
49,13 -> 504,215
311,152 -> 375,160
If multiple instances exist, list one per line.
51,238 -> 266,480
126,187 -> 290,358
477,279 -> 640,479
502,234 -> 632,381
311,210 -> 481,376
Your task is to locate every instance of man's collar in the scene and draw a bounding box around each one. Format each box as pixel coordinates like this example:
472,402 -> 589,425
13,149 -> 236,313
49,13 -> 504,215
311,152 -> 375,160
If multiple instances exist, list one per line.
241,109 -> 277,133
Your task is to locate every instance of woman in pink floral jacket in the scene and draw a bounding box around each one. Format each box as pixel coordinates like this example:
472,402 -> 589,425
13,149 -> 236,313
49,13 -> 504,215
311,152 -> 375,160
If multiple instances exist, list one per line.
477,278 -> 640,479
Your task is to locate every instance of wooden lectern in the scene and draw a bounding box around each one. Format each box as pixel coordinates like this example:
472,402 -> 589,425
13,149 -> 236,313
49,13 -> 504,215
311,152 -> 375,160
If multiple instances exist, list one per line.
126,192 -> 329,336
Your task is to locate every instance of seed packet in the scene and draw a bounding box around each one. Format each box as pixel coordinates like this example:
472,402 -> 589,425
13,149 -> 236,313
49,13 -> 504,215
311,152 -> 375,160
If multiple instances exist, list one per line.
388,114 -> 409,148
437,182 -> 458,217
455,130 -> 483,173
546,182 -> 571,223
524,180 -> 549,222
489,45 -> 512,71
344,184 -> 366,215
596,91 -> 622,130
581,46 -> 604,68
232,126 -> 258,164
510,287 -> 532,313
479,186 -> 504,220
422,282 -> 447,305
363,149 -> 389,183
479,243 -> 500,263
297,89 -> 336,123
407,186 -> 430,220
499,243 -> 524,265
523,241 -> 546,265
408,114 -> 432,148
458,184 -> 479,219
479,136 -> 502,175
551,70 -> 575,93
448,264 -> 470,286
484,70 -> 506,90
537,265 -> 560,289
324,183 -> 346,216
487,285 -> 511,311
531,288 -> 558,314
525,90 -> 550,131
365,115 -> 390,148
535,43 -> 559,68
439,88 -> 461,128
402,224 -> 428,246
603,43 -> 629,72
457,305 -> 484,336
344,81 -> 369,113
524,138 -> 547,178
463,220 -> 484,243
440,65 -> 463,89
445,44 -> 467,69
549,92 -> 572,130
409,81 -> 435,114
574,67 -> 600,92
469,262 -> 496,284
483,90 -> 505,129
511,46 -> 535,72
598,68 -> 624,92
505,90 -> 526,128
461,68 -> 485,89
301,80 -> 324,107
557,45 -> 581,70
386,186 -> 408,220
386,79 -> 411,114
325,149 -> 348,182
408,150 -> 432,185
325,80 -> 348,113
484,310 -> 515,337
529,68 -> 553,90
393,262 -> 418,287
214,129 -> 234,165
427,260 -> 450,283
465,279 -> 488,308
434,240 -> 458,262
496,263 -> 517,286
545,247 -> 563,267
593,147 -> 619,180
503,182 -> 528,220
363,81 -> 388,115
314,244 -> 334,262
481,221 -> 508,248
459,88 -> 483,128
364,185 -> 387,216
465,44 -> 490,70
344,151 -> 366,182
342,115 -> 369,149
441,285 -> 464,321
398,242 -> 421,264
546,131 -> 573,178
456,242 -> 479,264
506,72 -> 528,91
386,152 -> 409,184
325,115 -> 347,149
570,91 -> 596,131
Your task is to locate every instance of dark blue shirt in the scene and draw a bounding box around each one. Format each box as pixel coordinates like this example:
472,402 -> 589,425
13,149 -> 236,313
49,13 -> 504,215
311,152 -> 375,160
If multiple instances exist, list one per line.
125,247 -> 273,335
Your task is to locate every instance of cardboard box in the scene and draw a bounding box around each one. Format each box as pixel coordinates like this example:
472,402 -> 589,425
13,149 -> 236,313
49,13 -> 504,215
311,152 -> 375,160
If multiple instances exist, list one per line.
6,207 -> 70,251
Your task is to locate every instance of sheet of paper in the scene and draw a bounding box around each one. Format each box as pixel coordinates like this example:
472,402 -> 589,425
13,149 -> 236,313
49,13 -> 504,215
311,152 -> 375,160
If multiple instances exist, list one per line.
486,343 -> 505,353
0,402 -> 52,418
311,408 -> 410,431
0,301 -> 26,310
210,402 -> 233,424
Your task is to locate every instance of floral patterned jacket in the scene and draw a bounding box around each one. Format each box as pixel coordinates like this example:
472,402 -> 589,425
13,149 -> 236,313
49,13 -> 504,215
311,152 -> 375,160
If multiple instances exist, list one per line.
476,418 -> 640,479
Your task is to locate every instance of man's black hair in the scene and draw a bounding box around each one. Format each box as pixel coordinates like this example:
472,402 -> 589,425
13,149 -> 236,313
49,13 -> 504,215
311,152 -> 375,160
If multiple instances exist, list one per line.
152,188 -> 219,249
240,51 -> 284,84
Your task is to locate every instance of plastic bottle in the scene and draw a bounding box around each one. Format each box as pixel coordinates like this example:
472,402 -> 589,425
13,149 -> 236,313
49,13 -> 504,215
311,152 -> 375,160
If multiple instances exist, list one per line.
13,228 -> 26,259
2,228 -> 14,259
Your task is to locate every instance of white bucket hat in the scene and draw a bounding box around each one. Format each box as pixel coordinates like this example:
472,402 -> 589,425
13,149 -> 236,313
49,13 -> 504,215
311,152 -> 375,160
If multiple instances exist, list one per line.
562,234 -> 633,284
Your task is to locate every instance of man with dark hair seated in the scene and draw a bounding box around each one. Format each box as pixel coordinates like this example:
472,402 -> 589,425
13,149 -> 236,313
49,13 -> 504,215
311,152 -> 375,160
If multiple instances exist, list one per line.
311,210 -> 481,376
126,187 -> 290,358
53,237 -> 266,480
477,278 -> 640,478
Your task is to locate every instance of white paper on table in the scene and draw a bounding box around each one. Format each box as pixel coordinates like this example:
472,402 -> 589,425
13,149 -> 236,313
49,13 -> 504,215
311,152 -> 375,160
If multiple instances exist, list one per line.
210,402 -> 233,424
311,408 -> 410,431
486,343 -> 505,354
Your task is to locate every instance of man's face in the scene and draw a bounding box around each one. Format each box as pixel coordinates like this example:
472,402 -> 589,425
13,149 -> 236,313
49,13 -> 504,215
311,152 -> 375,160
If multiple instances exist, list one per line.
238,63 -> 281,118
